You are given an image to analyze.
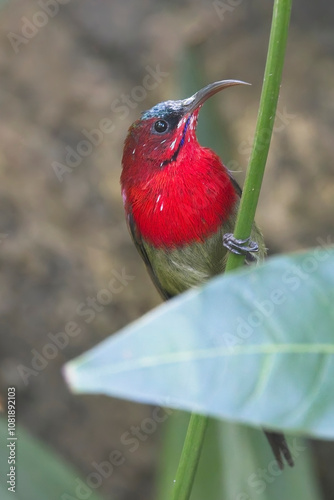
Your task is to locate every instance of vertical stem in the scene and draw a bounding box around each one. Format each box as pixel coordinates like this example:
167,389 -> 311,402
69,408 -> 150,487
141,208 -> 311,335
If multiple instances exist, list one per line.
170,1 -> 292,499
171,414 -> 208,500
225,0 -> 292,272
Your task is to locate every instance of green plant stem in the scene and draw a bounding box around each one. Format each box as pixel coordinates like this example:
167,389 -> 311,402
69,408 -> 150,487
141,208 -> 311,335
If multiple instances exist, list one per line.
170,414 -> 208,500
171,1 -> 292,499
225,0 -> 292,272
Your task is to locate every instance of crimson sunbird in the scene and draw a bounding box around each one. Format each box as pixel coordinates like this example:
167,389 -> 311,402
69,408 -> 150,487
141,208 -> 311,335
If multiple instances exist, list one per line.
121,80 -> 293,469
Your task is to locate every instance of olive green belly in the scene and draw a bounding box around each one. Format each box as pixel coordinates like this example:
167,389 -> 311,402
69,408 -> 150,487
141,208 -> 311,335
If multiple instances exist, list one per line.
143,221 -> 266,298
143,227 -> 228,296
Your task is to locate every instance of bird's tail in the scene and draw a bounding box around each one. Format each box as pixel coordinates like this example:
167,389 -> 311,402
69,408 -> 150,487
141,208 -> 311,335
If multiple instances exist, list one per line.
263,430 -> 294,469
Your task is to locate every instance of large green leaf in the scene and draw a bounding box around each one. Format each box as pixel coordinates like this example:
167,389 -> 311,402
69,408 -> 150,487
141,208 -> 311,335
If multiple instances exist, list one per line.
64,247 -> 334,438
0,417 -> 105,500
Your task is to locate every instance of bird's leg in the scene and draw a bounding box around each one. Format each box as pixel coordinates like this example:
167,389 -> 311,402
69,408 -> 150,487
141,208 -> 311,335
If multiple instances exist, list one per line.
223,233 -> 259,256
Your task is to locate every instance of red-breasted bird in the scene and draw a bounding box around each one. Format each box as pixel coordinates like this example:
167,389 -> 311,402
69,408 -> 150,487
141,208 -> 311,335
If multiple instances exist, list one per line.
121,80 -> 293,469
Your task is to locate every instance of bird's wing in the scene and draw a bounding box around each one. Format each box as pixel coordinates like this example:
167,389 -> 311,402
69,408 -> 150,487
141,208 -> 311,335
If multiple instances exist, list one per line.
127,212 -> 173,300
227,170 -> 243,197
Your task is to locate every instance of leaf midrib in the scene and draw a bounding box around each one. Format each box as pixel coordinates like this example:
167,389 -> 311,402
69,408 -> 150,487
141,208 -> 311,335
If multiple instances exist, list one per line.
74,343 -> 334,376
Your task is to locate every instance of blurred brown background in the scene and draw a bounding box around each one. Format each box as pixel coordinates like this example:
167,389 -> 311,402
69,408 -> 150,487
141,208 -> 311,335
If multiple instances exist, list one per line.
0,0 -> 333,498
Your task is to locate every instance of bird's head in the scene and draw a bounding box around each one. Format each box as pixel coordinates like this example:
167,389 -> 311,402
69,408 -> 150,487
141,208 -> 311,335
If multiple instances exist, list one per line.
122,79 -> 249,179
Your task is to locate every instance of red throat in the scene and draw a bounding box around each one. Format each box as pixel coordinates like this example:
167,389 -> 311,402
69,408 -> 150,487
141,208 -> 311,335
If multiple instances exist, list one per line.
121,131 -> 237,248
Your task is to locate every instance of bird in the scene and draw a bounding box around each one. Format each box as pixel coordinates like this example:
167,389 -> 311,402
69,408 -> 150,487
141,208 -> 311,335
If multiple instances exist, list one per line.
120,79 -> 293,469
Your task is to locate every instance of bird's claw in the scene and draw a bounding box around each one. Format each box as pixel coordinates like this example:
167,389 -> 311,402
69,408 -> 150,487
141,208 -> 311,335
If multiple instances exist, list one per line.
223,233 -> 259,256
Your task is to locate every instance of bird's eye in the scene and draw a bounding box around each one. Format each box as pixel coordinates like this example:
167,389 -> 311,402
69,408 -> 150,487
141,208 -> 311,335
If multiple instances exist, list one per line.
154,120 -> 168,133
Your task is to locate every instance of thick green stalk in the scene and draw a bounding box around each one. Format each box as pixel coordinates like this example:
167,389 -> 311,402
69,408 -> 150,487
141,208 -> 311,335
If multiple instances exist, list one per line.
170,414 -> 208,500
225,0 -> 292,272
170,1 -> 292,499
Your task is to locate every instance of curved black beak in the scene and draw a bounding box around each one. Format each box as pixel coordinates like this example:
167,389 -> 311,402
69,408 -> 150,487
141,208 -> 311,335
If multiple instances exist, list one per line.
182,79 -> 250,115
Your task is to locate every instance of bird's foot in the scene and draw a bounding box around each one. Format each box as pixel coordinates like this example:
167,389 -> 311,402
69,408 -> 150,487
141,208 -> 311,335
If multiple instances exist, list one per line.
223,233 -> 259,256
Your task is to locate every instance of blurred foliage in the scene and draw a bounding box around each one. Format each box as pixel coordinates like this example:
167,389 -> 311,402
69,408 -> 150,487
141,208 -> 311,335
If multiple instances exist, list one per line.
0,417 -> 106,500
